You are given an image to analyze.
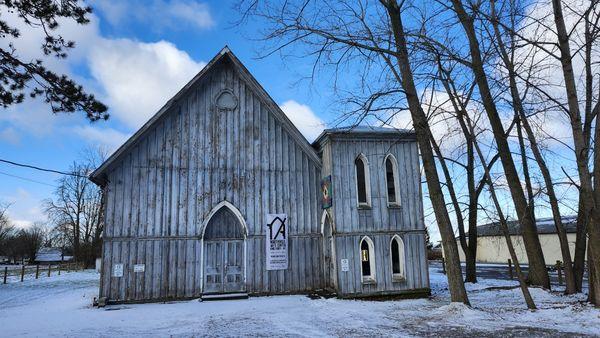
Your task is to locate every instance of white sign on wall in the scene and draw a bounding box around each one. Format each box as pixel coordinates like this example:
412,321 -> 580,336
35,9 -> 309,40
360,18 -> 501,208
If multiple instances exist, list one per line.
266,213 -> 288,270
134,264 -> 145,273
341,259 -> 349,272
112,263 -> 124,277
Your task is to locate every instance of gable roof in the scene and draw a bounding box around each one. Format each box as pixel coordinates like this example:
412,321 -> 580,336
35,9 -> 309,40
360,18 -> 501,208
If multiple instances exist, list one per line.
90,46 -> 321,185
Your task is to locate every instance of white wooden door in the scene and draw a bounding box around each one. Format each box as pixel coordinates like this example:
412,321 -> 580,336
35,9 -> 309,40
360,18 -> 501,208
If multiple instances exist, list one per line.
204,240 -> 244,293
223,240 -> 244,292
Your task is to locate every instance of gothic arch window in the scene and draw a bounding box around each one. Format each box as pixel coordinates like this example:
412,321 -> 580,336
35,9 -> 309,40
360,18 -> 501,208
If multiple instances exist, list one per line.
355,154 -> 371,207
391,235 -> 405,280
384,154 -> 401,206
360,236 -> 376,283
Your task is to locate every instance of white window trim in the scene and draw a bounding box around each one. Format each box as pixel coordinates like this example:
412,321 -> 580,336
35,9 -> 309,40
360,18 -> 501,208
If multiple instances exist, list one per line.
354,154 -> 372,208
384,154 -> 401,207
390,235 -> 406,281
359,236 -> 376,283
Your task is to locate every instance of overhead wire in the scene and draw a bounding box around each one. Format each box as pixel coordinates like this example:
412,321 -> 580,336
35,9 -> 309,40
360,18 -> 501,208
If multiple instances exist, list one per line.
0,158 -> 89,178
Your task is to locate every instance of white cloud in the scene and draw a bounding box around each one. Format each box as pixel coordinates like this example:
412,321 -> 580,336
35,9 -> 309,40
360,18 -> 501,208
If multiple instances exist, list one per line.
279,100 -> 326,142
0,9 -> 211,226
91,0 -> 215,31
89,39 -> 206,128
2,188 -> 47,229
72,125 -> 131,152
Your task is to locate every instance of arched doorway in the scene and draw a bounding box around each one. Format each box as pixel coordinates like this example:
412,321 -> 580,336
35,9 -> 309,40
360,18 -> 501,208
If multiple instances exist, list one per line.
203,203 -> 246,294
322,211 -> 337,290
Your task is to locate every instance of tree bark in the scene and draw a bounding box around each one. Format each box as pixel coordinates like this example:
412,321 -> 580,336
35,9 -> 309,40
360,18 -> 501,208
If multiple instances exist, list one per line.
451,0 -> 550,289
429,134 -> 476,283
551,0 -> 600,304
382,0 -> 470,304
574,199 -> 588,292
468,115 -> 536,310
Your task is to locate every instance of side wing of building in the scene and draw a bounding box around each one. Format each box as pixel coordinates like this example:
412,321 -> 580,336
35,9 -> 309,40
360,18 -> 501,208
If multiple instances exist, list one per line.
318,131 -> 429,297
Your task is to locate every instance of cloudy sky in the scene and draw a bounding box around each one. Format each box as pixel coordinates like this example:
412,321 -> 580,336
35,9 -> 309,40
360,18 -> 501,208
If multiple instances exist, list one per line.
0,0 -> 332,227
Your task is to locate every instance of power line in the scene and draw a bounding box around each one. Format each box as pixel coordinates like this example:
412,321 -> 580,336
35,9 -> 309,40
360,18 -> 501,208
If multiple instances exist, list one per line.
0,170 -> 57,188
0,158 -> 89,178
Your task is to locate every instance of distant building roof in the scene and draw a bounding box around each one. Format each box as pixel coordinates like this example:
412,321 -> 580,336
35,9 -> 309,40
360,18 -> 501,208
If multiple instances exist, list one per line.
313,125 -> 415,146
35,247 -> 66,262
472,215 -> 578,237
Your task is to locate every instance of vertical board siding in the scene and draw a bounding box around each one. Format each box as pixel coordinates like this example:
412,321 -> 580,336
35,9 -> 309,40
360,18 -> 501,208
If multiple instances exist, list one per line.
101,60 -> 323,302
324,136 -> 428,297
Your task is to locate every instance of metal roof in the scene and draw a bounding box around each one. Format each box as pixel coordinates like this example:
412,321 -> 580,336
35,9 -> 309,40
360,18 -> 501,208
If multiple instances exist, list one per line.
312,125 -> 415,146
473,215 -> 578,237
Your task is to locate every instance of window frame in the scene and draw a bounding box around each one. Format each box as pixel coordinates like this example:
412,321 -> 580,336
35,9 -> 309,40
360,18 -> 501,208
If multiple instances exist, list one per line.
354,154 -> 372,208
359,236 -> 376,283
384,154 -> 401,207
390,235 -> 406,281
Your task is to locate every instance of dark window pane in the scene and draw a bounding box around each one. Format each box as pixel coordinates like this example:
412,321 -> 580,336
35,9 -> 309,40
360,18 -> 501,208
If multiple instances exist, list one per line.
361,240 -> 371,276
386,158 -> 396,203
392,238 -> 400,274
355,157 -> 367,203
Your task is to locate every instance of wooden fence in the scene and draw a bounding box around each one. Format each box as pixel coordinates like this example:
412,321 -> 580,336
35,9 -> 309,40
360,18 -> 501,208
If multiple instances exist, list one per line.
2,263 -> 85,284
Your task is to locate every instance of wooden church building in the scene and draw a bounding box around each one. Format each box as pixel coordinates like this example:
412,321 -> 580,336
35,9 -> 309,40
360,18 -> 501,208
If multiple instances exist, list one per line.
90,47 -> 430,303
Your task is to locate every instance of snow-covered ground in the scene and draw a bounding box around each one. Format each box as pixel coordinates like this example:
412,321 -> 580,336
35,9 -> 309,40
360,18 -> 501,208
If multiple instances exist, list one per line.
1,266 -> 599,337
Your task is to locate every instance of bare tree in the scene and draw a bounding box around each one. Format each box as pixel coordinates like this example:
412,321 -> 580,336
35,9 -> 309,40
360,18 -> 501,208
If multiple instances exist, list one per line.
239,0 -> 470,304
18,223 -> 48,264
447,0 -> 550,289
483,0 -> 578,294
45,149 -> 106,267
486,0 -> 600,302
426,59 -> 499,284
0,202 -> 15,257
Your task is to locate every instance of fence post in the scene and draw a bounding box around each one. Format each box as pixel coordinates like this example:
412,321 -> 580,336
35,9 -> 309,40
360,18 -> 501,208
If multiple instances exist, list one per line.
441,257 -> 446,275
3,267 -> 7,284
508,259 -> 513,279
35,265 -> 39,279
58,265 -> 61,276
47,265 -> 51,277
556,260 -> 563,286
20,265 -> 25,282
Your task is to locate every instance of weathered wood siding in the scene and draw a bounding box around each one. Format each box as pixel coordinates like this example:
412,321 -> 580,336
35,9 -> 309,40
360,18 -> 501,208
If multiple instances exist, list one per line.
320,136 -> 429,296
100,58 -> 323,302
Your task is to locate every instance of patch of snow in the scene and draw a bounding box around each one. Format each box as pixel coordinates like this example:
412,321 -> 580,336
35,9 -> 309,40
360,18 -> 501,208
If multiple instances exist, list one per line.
0,266 -> 599,336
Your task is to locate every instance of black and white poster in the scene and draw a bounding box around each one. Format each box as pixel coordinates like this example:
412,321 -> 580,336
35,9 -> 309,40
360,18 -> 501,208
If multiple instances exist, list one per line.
266,213 -> 288,270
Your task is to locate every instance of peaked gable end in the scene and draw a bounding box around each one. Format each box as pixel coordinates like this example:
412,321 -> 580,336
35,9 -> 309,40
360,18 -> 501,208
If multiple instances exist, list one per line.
91,47 -> 321,184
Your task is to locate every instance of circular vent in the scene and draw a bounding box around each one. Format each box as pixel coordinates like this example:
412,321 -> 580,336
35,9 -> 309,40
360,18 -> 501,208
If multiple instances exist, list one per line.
215,89 -> 238,111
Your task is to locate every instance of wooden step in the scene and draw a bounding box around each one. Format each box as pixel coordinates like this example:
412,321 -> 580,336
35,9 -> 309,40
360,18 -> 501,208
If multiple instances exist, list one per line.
201,293 -> 249,301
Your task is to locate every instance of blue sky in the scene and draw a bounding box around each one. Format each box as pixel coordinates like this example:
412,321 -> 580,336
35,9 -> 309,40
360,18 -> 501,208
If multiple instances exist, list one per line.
0,0 -> 583,246
0,0 -> 340,227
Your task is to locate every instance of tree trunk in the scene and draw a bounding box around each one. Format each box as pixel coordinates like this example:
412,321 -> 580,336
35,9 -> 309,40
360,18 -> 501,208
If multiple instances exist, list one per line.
383,0 -> 470,304
429,132 -> 474,283
551,0 -> 600,305
451,0 -> 550,289
574,199 -> 588,292
469,117 -> 536,310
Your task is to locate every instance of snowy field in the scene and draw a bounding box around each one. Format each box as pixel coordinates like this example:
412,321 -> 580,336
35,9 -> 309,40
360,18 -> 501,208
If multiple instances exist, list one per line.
1,266 -> 599,337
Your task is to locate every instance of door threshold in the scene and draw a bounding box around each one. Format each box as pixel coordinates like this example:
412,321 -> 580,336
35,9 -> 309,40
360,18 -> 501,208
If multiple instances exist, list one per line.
201,293 -> 249,301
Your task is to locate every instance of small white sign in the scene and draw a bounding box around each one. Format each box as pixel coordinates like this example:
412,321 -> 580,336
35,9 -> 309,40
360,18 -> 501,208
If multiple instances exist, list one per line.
341,259 -> 349,272
134,264 -> 145,273
266,213 -> 288,270
112,263 -> 124,277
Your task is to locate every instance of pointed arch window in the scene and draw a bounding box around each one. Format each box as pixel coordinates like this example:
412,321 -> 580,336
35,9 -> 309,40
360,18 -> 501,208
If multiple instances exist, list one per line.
391,235 -> 405,280
355,154 -> 371,207
360,236 -> 376,283
384,154 -> 401,207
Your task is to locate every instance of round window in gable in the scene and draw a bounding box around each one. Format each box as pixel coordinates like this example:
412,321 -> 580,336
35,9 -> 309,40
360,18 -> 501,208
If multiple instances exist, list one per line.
215,89 -> 238,111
